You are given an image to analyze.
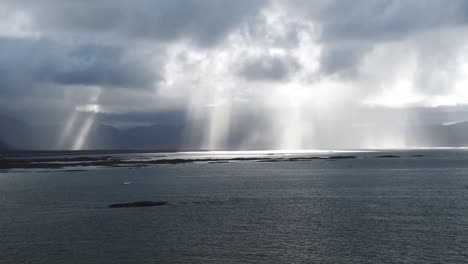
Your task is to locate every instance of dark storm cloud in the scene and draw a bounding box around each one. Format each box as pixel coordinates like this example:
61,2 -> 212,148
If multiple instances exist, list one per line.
238,55 -> 300,82
0,38 -> 62,97
52,44 -> 159,88
0,38 -> 159,94
5,0 -> 268,47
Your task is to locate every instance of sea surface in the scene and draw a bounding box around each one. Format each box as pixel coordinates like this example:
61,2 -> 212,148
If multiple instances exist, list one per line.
1,149 -> 468,263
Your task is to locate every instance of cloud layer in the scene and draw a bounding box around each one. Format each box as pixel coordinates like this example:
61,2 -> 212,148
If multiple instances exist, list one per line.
2,0 -> 468,149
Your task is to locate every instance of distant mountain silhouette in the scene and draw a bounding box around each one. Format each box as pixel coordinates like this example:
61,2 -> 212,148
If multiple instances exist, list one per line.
0,115 -> 32,149
0,140 -> 11,151
420,121 -> 468,147
82,123 -> 185,150
1,115 -> 468,150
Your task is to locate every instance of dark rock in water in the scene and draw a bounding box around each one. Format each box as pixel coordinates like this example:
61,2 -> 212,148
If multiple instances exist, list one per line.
375,155 -> 400,158
287,157 -> 324,161
411,154 -> 424,157
328,156 -> 357,159
109,201 -> 168,208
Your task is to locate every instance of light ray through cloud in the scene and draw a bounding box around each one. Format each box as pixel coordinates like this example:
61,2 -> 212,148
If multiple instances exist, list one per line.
55,110 -> 79,150
71,90 -> 102,151
72,113 -> 96,151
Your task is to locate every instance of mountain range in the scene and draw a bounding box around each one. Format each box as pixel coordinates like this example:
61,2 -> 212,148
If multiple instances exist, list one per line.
1,115 -> 468,151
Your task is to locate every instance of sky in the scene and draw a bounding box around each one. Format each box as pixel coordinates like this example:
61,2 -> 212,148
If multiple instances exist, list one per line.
2,0 -> 468,150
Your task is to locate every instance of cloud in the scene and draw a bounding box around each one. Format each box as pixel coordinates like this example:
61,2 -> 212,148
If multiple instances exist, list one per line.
278,0 -> 468,85
319,44 -> 369,78
0,38 -> 161,92
51,44 -> 160,88
3,0 -> 468,150
0,36 -> 165,125
238,54 -> 300,82
2,0 -> 468,109
282,0 -> 468,42
2,0 -> 268,47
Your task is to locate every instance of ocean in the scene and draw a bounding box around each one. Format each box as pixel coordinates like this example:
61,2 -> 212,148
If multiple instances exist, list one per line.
1,149 -> 468,263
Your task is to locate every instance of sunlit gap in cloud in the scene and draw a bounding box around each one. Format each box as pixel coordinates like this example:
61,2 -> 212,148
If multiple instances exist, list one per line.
162,7 -> 325,151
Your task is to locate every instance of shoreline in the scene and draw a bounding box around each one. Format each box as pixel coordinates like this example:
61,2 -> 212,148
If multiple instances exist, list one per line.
0,153 -> 428,172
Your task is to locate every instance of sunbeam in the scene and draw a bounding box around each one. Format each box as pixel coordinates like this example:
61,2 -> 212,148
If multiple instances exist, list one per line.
204,102 -> 231,150
55,110 -> 80,150
70,90 -> 102,151
71,112 -> 96,151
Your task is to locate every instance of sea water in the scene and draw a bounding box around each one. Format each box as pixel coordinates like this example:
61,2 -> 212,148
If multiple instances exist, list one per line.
1,150 -> 468,263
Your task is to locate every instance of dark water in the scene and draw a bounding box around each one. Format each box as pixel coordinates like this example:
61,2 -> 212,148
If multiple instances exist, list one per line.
1,150 -> 468,263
